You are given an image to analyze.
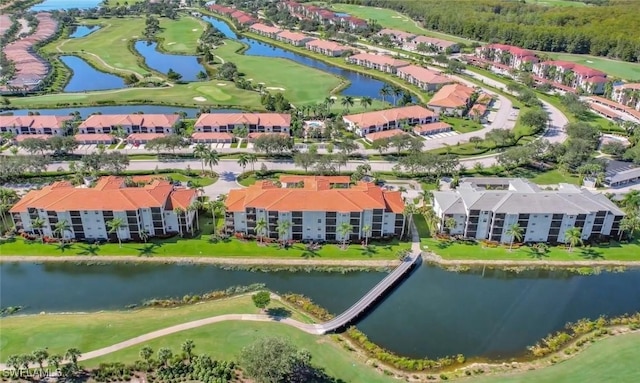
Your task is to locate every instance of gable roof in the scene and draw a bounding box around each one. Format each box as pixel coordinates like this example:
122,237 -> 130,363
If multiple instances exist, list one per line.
195,113 -> 291,127
344,105 -> 436,127
78,114 -> 179,129
428,83 -> 475,108
397,65 -> 452,85
0,115 -> 71,129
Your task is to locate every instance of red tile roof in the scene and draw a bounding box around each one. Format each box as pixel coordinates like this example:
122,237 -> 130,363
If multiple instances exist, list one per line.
195,113 -> 291,128
74,133 -> 115,143
305,39 -> 349,52
411,36 -> 457,49
378,28 -> 416,40
397,65 -> 452,85
428,83 -> 475,109
14,134 -> 51,142
588,103 -> 622,119
365,129 -> 406,142
0,115 -> 71,130
191,132 -> 234,141
250,23 -> 282,35
79,114 -> 179,129
348,52 -> 410,68
537,60 -> 606,77
127,133 -> 167,142
484,43 -> 537,58
10,177 -> 195,213
413,122 -> 452,134
277,30 -> 313,43
225,180 -> 404,213
280,175 -> 351,185
344,105 -> 436,127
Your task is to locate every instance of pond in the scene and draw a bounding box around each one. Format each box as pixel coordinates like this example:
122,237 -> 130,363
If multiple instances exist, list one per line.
2,262 -> 639,361
1,106 -> 243,118
31,0 -> 102,11
69,25 -> 101,38
203,16 -> 394,100
60,56 -> 125,92
134,41 -> 206,83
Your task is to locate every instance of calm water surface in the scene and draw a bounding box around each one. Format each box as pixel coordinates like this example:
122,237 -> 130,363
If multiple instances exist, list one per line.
69,25 -> 101,38
134,41 -> 205,82
2,262 -> 639,360
31,0 -> 101,11
60,56 -> 125,92
203,16 -> 393,99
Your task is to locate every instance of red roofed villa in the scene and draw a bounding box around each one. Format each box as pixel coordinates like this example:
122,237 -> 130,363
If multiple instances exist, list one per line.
78,114 -> 180,135
224,175 -> 406,241
249,23 -> 282,38
396,65 -> 453,92
194,113 -> 291,135
474,44 -> 539,71
343,105 -> 438,137
74,133 -> 115,145
10,176 -> 198,241
0,115 -> 71,136
347,52 -> 410,74
305,39 -> 350,57
533,60 -> 608,94
413,122 -> 453,136
275,30 -> 315,46
427,83 -> 476,116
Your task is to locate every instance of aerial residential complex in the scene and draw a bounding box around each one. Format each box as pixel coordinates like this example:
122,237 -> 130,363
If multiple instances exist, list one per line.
343,105 -> 438,136
10,176 -> 198,241
77,114 -> 181,134
224,176 -> 405,242
0,115 -> 71,135
432,178 -> 625,244
427,83 -> 477,116
194,113 -> 291,134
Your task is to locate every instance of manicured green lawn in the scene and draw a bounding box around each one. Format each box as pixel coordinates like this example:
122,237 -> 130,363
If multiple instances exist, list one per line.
0,231 -> 406,259
547,52 -> 640,81
421,237 -> 640,262
156,16 -> 205,53
442,116 -> 483,133
161,172 -> 217,186
473,332 -> 640,383
529,169 -> 580,185
321,3 -> 474,44
526,0 -> 588,7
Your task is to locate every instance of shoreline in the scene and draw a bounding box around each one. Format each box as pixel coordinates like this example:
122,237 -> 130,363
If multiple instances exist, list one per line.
1,253 -> 640,269
0,255 -> 400,268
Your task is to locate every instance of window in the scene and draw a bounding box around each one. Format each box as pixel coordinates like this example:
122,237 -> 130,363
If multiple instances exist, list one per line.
318,228 -> 321,231
482,219 -> 487,223
318,219 -> 321,223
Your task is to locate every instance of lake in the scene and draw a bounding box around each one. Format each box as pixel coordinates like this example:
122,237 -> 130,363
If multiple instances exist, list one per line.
31,0 -> 102,11
69,25 -> 101,38
203,16 -> 393,100
134,41 -> 206,82
60,56 -> 125,92
2,262 -> 638,361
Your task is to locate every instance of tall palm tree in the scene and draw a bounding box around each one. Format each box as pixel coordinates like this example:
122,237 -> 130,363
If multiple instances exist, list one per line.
193,143 -> 210,174
564,227 -> 583,252
246,153 -> 258,172
324,96 -> 335,112
362,224 -> 372,246
391,85 -> 403,105
505,223 -> 524,251
32,349 -> 48,376
360,96 -> 373,110
379,84 -> 392,103
205,201 -> 218,235
107,217 -> 125,248
338,222 -> 352,249
204,149 -> 219,175
189,200 -> 202,232
186,204 -> 198,236
53,220 -> 70,243
399,203 -> 416,240
175,207 -> 185,237
47,354 -> 62,372
0,187 -> 18,228
31,217 -> 45,243
237,153 -> 249,172
619,213 -> 640,241
341,96 -> 354,113
65,348 -> 81,371
621,190 -> 640,214
255,217 -> 267,244
140,229 -> 149,243
276,219 -> 291,245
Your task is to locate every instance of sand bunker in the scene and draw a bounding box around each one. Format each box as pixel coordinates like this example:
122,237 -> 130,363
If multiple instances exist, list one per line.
192,29 -> 198,32
392,16 -> 402,18
266,87 -> 286,91
217,83 -> 227,86
167,42 -> 176,45
193,97 -> 207,102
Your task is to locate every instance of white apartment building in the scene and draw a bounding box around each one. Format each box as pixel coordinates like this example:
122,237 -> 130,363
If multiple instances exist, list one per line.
224,176 -> 406,241
11,177 -> 197,241
432,178 -> 625,243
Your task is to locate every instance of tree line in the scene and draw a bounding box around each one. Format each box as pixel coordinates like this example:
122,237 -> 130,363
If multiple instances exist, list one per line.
336,0 -> 640,62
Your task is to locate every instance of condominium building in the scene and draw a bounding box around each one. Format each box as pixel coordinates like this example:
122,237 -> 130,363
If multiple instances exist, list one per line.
343,105 -> 438,136
403,36 -> 460,53
396,65 -> 452,92
532,61 -> 608,94
432,178 -> 624,243
224,176 -> 405,241
275,30 -> 315,46
249,23 -> 282,38
346,53 -> 410,74
427,83 -> 476,116
305,39 -> 350,57
10,177 -> 197,241
194,113 -> 291,134
612,83 -> 640,111
376,28 -> 416,44
474,44 -> 539,72
77,114 -> 180,135
0,115 -> 71,136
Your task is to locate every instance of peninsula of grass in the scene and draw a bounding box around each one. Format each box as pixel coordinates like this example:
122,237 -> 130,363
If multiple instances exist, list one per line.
319,3 -> 474,45
0,295 -> 395,383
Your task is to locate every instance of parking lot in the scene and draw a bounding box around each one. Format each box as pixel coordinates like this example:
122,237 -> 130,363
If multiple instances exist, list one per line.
421,131 -> 460,140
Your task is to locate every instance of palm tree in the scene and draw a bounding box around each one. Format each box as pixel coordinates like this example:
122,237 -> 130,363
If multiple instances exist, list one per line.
181,339 -> 195,362
65,348 -> 81,371
237,153 -> 249,172
204,149 -> 219,174
276,219 -> 291,245
338,222 -> 352,249
247,153 -> 258,172
193,143 -> 210,174
175,207 -> 185,237
139,346 -> 153,367
379,84 -> 392,103
564,227 -> 583,252
444,217 -> 457,235
619,213 -> 640,241
6,355 -> 21,374
53,219 -> 71,243
391,85 -> 403,105
31,217 -> 45,243
47,354 -> 62,371
157,347 -> 172,367
341,96 -> 354,113
621,190 -> 640,214
360,96 -> 373,110
362,224 -> 372,246
399,203 -> 416,240
255,217 -> 267,244
505,223 -> 524,251
32,349 -> 48,376
190,200 -> 202,232
324,96 -> 335,112
140,229 -> 149,243
107,217 -> 125,247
